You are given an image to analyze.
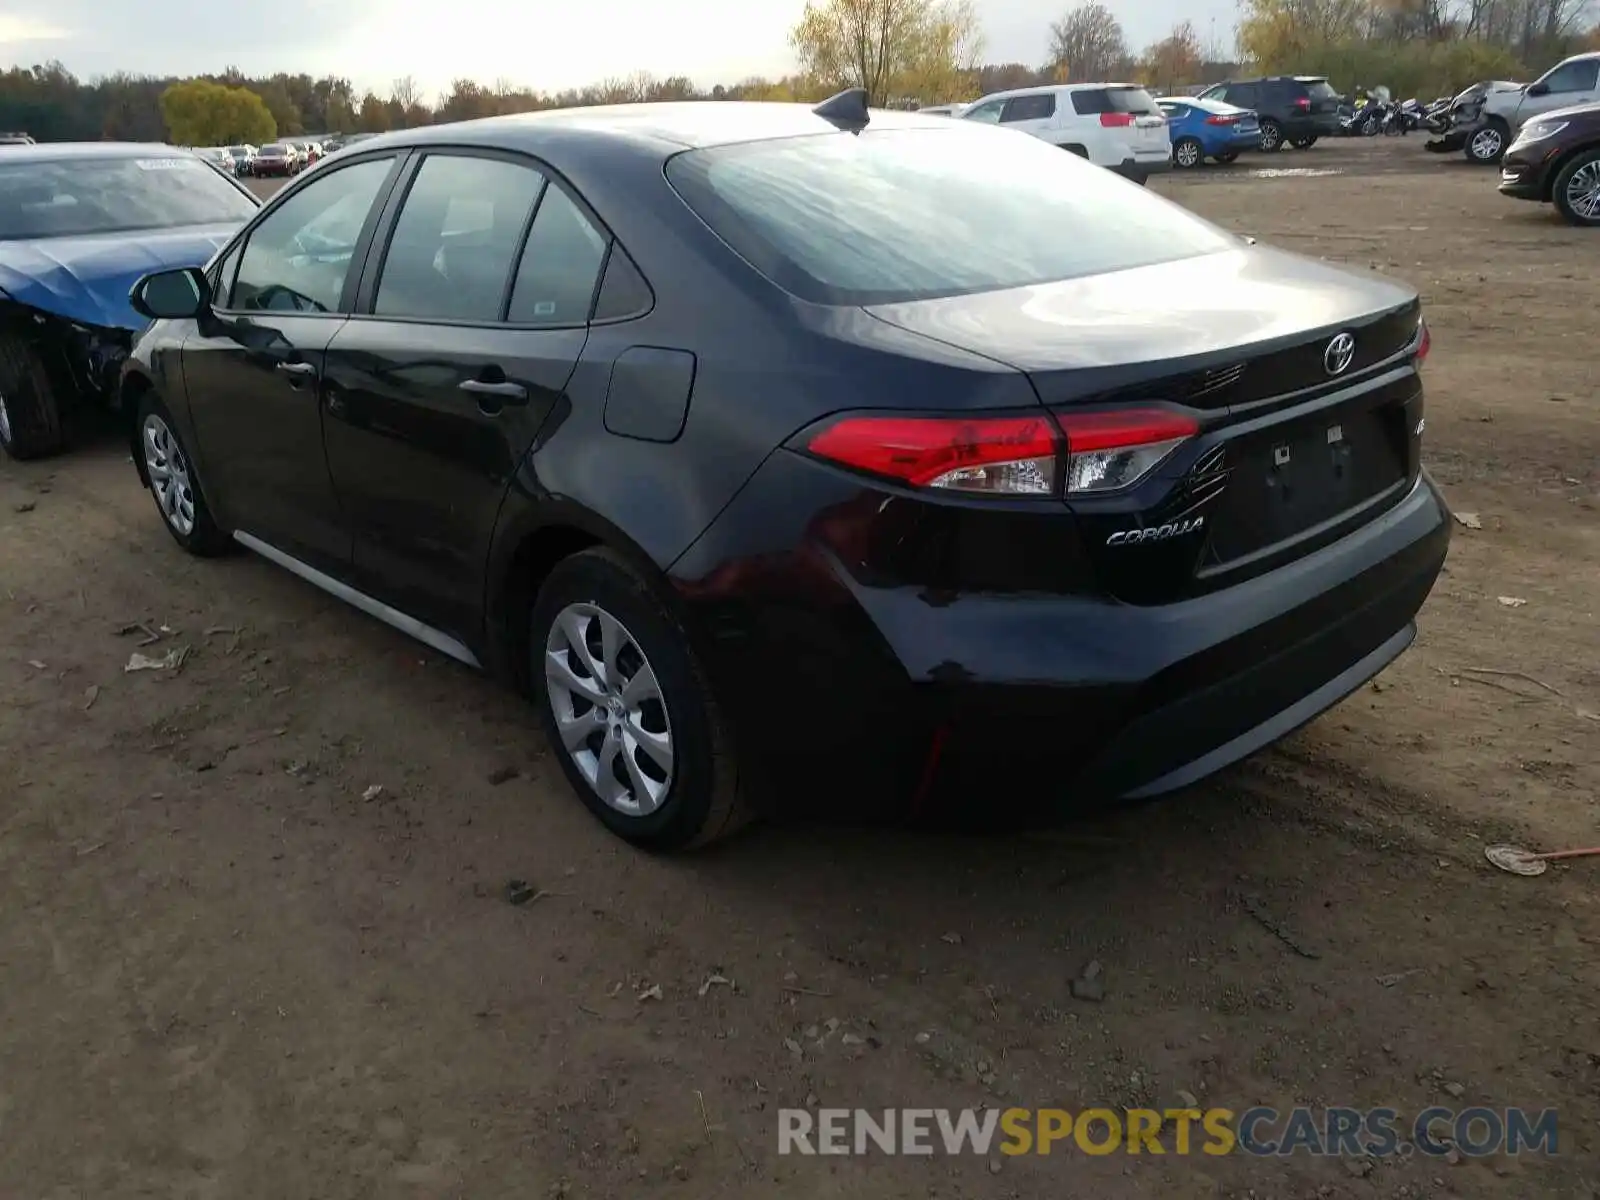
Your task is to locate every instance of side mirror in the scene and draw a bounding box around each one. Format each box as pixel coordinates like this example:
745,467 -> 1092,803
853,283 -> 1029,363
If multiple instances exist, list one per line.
130,266 -> 209,321
1527,82 -> 1550,97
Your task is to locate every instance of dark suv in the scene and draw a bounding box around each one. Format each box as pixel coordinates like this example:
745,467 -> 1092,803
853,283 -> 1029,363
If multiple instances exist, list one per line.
1198,76 -> 1343,152
1498,100 -> 1600,226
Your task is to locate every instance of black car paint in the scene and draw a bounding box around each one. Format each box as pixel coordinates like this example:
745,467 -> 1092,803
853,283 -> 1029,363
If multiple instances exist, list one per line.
122,106 -> 1449,823
1498,102 -> 1600,201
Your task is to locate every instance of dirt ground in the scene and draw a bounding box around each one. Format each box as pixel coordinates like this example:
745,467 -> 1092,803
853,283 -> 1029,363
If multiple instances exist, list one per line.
2,138 -> 1596,1199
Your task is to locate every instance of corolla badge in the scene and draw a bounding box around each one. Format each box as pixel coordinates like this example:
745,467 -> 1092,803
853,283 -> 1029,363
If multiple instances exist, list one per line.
1323,332 -> 1357,376
1106,517 -> 1205,546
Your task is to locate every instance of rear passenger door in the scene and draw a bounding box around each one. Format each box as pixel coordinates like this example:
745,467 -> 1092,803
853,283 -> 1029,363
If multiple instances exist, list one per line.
320,150 -> 610,640
998,92 -> 1058,141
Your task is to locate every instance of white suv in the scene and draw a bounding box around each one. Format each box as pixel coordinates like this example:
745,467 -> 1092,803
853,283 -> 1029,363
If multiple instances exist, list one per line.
960,83 -> 1172,183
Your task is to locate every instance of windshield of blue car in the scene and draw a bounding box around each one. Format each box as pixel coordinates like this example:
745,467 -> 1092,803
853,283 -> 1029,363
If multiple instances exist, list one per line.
0,155 -> 257,241
665,127 -> 1234,305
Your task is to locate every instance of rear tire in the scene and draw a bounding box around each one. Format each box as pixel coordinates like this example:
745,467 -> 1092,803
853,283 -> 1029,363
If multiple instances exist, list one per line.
1259,118 -> 1284,153
1290,135 -> 1318,149
0,330 -> 66,460
1551,148 -> 1600,227
531,547 -> 748,851
135,391 -> 231,556
1213,150 -> 1240,164
1173,137 -> 1204,169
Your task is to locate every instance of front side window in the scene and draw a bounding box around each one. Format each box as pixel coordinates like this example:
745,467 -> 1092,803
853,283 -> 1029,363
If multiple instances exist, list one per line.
375,154 -> 546,322
0,153 -> 258,241
228,157 -> 393,313
507,185 -> 609,325
961,99 -> 1005,124
666,126 -> 1234,306
1225,83 -> 1258,107
1541,58 -> 1599,93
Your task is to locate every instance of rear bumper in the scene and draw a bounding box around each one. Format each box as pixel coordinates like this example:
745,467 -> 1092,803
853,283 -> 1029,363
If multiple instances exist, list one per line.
1426,123 -> 1478,152
672,450 -> 1452,822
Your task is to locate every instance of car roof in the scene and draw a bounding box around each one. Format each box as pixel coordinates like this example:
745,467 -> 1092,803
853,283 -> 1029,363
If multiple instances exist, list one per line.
1158,95 -> 1244,113
968,82 -> 1144,103
345,101 -> 960,161
0,141 -> 197,162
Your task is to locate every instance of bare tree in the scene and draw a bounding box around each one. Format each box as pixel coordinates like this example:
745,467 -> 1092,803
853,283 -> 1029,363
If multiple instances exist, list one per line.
1048,2 -> 1129,82
389,75 -> 421,109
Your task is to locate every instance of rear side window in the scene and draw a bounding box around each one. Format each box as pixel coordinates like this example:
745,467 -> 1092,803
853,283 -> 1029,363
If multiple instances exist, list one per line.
507,185 -> 609,325
1071,87 -> 1159,116
1224,83 -> 1259,107
1001,93 -> 1055,122
664,127 -> 1234,306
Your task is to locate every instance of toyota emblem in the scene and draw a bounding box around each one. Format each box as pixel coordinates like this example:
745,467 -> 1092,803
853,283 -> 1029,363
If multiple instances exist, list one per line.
1323,332 -> 1356,376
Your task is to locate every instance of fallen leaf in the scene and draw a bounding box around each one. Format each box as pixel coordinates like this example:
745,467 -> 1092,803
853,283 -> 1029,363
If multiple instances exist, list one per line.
637,983 -> 663,1002
361,784 -> 384,801
82,684 -> 100,711
27,659 -> 46,670
698,973 -> 732,997
1496,596 -> 1527,608
1452,511 -> 1482,530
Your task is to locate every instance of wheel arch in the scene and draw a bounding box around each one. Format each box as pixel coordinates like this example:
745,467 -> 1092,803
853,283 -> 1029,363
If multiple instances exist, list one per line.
1542,140 -> 1600,201
121,367 -> 157,485
484,498 -> 669,693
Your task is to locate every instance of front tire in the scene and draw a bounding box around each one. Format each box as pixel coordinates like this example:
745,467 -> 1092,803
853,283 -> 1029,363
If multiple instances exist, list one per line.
1259,118 -> 1284,153
136,393 -> 231,555
1213,150 -> 1240,164
531,548 -> 746,851
0,330 -> 66,460
1173,137 -> 1204,169
1290,135 -> 1318,149
1552,148 -> 1600,227
1465,120 -> 1507,165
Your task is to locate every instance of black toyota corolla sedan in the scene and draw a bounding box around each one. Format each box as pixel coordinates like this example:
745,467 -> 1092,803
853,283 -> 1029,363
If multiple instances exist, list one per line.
121,91 -> 1450,850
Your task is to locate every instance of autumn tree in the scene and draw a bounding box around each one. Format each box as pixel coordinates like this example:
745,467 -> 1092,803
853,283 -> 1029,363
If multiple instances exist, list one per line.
1047,3 -> 1129,83
357,92 -> 391,132
1141,20 -> 1204,90
159,79 -> 276,145
790,0 -> 985,106
1236,0 -> 1372,66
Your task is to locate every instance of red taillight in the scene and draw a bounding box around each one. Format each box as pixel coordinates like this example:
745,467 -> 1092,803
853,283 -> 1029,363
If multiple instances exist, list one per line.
803,408 -> 1199,498
1294,97 -> 1311,110
1416,320 -> 1431,365
1054,409 -> 1199,494
1205,114 -> 1239,125
1099,112 -> 1136,127
805,415 -> 1059,496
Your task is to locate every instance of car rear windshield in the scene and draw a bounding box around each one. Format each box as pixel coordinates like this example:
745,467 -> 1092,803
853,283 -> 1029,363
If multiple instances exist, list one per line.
0,155 -> 257,241
1071,86 -> 1160,116
1298,78 -> 1339,100
262,145 -> 287,154
664,127 -> 1234,306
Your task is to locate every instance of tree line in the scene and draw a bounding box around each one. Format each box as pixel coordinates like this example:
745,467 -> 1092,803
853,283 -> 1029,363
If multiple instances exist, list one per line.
3,0 -> 1597,145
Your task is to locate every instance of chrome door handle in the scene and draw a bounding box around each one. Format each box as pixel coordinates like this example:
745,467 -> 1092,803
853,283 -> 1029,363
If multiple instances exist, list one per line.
276,361 -> 316,376
458,378 -> 528,403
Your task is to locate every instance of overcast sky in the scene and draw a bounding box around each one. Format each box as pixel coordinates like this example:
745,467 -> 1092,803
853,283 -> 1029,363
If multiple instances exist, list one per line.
1,0 -> 1238,99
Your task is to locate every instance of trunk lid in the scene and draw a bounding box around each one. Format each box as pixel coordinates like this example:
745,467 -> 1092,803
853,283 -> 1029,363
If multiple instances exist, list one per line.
864,245 -> 1426,603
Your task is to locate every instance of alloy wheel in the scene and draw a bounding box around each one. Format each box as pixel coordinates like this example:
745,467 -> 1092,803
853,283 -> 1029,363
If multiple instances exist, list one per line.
1469,127 -> 1502,161
1563,161 -> 1600,222
142,413 -> 196,536
1175,140 -> 1201,168
543,601 -> 674,816
1260,124 -> 1282,151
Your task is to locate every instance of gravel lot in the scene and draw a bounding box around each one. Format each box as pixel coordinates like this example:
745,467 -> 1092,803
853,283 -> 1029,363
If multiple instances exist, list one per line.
3,138 -> 1596,1199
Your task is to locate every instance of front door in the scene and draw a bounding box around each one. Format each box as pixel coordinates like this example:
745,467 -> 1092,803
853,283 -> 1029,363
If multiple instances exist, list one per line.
1519,57 -> 1600,125
321,151 -> 609,640
182,154 -> 402,573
